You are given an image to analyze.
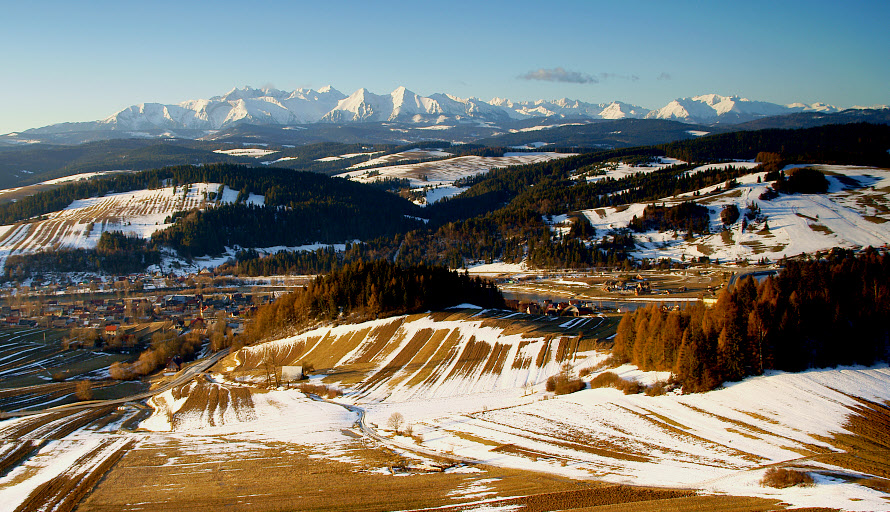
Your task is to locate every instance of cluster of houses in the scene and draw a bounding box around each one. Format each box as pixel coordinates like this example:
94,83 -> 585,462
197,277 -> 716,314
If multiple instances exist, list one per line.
1,291 -> 270,351
505,298 -> 605,317
602,278 -> 652,296
0,267 -> 246,297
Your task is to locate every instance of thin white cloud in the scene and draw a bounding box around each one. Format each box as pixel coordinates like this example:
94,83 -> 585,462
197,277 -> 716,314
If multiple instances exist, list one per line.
519,67 -> 598,84
519,68 -> 641,84
600,72 -> 639,82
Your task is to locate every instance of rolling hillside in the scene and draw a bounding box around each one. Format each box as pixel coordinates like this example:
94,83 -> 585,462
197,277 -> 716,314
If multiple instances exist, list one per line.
226,307 -> 614,402
0,182 -> 256,270
337,151 -> 576,205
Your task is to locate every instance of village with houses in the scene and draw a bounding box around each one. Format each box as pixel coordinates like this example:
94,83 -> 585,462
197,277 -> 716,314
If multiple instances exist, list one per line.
0,263 -> 727,385
0,270 -> 278,363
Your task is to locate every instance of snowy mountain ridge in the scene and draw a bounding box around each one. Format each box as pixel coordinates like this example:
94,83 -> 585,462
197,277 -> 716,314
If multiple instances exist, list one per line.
645,94 -> 838,123
20,86 -> 848,135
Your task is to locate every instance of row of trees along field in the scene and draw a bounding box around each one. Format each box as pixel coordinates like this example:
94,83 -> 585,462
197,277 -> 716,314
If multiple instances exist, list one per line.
241,261 -> 504,344
613,248 -> 890,392
4,231 -> 160,278
109,319 -> 232,380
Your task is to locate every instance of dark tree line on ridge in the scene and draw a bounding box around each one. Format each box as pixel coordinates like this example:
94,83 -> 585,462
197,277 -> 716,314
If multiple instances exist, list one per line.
613,249 -> 890,392
4,231 -> 161,278
241,260 -> 505,343
151,202 -> 423,258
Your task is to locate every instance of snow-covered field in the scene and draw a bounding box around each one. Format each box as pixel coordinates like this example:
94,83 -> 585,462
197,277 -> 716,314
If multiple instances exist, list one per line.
143,379 -> 357,448
0,389 -> 359,510
338,152 -> 576,205
213,148 -> 277,158
382,365 -> 890,511
581,164 -> 890,262
3,309 -> 889,510
465,261 -> 529,275
347,148 -> 453,169
229,309 -> 603,402
40,171 -> 128,185
143,309 -> 890,510
313,150 -> 382,163
582,157 -> 687,183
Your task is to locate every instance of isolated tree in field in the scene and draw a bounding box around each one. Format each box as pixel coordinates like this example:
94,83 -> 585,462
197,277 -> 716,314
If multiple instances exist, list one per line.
721,204 -> 740,225
387,412 -> 405,433
262,349 -> 281,388
75,380 -> 93,400
109,362 -> 131,380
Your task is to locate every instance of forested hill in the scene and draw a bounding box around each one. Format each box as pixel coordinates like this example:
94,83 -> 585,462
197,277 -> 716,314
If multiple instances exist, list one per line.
0,163 -> 422,225
227,122 -> 890,275
0,140 -> 250,189
243,260 -> 505,343
0,163 -> 424,258
426,123 -> 890,228
4,122 -> 890,272
660,122 -> 890,166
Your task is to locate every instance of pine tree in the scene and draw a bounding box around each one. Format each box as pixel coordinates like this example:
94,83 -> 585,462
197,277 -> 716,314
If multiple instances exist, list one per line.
613,312 -> 636,362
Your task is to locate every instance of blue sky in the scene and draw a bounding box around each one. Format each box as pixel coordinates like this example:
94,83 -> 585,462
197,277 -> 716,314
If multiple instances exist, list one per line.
1,0 -> 888,134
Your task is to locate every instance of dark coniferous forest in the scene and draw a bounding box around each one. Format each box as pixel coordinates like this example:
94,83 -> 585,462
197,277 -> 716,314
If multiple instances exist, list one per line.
242,260 -> 505,343
5,231 -> 160,277
613,249 -> 890,392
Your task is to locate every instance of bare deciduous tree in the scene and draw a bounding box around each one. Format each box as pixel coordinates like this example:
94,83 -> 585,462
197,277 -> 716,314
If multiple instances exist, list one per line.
262,348 -> 281,388
75,380 -> 93,401
387,412 -> 404,433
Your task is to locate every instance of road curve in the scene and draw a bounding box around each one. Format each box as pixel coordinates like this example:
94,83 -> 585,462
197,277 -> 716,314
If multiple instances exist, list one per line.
315,397 -> 485,466
0,348 -> 229,420
727,269 -> 778,290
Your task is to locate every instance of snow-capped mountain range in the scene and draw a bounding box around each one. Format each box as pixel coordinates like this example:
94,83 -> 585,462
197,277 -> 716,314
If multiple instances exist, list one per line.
21,86 -> 844,135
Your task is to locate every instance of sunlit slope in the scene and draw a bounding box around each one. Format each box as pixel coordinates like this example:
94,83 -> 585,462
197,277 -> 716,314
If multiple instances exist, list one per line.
225,308 -> 617,402
404,366 -> 890,510
581,164 -> 890,262
0,182 -> 260,268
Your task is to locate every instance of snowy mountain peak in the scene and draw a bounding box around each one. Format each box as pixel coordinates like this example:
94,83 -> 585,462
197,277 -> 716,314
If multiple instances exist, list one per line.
217,86 -> 268,102
692,93 -> 736,105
